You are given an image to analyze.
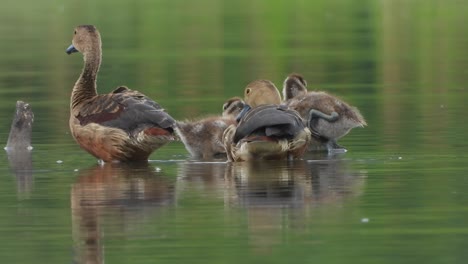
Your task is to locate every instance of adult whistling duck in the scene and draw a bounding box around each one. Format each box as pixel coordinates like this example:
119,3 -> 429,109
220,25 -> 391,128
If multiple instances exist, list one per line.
223,80 -> 311,161
66,25 -> 176,162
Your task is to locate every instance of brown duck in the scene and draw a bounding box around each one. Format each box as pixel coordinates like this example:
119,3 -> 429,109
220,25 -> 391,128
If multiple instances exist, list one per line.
66,25 -> 176,162
176,97 -> 245,159
282,73 -> 366,151
223,80 -> 311,161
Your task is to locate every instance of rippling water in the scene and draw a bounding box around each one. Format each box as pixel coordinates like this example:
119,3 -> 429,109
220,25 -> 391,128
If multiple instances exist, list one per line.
1,0 -> 468,263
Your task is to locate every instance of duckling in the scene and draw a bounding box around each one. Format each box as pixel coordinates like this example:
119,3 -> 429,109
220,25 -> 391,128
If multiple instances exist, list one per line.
66,25 -> 176,162
176,97 -> 245,159
223,80 -> 311,161
282,73 -> 367,151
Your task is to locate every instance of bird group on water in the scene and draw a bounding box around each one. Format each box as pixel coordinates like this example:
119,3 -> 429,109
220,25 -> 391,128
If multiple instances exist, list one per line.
61,25 -> 366,163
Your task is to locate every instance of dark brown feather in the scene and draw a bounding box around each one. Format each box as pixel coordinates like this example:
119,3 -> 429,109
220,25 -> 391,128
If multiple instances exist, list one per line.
233,104 -> 305,143
75,88 -> 175,136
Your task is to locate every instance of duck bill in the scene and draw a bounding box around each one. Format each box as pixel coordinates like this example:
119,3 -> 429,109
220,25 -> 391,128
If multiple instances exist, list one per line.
66,44 -> 78,54
236,104 -> 251,122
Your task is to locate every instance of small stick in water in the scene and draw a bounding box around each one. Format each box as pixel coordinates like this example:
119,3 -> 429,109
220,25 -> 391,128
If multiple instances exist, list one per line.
5,101 -> 34,150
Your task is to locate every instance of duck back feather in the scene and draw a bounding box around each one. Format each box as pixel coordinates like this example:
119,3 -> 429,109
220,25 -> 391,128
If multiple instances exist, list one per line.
233,105 -> 305,143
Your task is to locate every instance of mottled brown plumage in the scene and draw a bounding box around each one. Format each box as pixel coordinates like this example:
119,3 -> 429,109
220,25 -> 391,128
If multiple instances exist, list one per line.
282,73 -> 366,151
66,25 -> 176,162
223,80 -> 311,161
176,97 -> 245,159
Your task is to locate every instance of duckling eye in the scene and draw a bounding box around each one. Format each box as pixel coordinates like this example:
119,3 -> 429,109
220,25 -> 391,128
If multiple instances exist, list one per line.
246,88 -> 251,95
74,30 -> 77,35
222,104 -> 227,110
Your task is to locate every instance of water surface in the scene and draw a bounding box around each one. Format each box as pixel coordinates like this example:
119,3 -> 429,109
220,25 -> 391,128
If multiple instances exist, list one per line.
1,0 -> 468,263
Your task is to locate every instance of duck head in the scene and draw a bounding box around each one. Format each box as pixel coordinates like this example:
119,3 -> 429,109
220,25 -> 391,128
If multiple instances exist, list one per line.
222,97 -> 245,118
244,79 -> 282,107
66,25 -> 101,55
282,73 -> 308,101
235,80 -> 282,122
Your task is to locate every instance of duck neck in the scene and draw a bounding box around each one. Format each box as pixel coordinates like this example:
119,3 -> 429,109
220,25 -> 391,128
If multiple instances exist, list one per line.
71,50 -> 101,109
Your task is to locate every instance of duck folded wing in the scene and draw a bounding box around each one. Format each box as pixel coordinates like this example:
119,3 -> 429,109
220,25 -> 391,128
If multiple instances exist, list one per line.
233,105 -> 304,143
76,90 -> 175,133
111,86 -> 165,110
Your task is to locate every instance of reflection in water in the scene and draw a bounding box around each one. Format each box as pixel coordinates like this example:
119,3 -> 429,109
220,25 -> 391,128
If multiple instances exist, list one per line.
176,161 -> 228,197
225,155 -> 366,253
71,163 -> 175,264
306,153 -> 365,204
5,149 -> 33,198
5,100 -> 34,198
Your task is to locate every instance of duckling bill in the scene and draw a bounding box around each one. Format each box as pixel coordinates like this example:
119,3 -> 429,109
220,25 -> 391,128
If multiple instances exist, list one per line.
66,25 -> 176,162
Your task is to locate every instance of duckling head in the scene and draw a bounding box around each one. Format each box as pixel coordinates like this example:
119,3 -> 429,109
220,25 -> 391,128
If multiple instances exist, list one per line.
244,79 -> 282,108
66,25 -> 101,55
282,73 -> 308,101
222,97 -> 245,118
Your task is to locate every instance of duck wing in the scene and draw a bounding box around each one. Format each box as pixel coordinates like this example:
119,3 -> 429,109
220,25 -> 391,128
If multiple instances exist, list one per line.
75,86 -> 175,134
233,104 -> 305,143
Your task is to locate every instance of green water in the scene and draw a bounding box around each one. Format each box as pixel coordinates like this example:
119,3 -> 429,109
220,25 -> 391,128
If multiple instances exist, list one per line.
1,0 -> 468,263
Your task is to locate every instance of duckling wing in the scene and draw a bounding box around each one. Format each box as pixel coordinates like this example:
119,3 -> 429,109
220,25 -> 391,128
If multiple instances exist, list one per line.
75,89 -> 175,133
233,105 -> 304,143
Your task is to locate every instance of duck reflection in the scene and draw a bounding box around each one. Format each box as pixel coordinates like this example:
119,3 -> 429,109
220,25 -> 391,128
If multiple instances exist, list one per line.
225,155 -> 365,253
225,161 -> 307,208
71,162 -> 175,264
176,161 -> 228,198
